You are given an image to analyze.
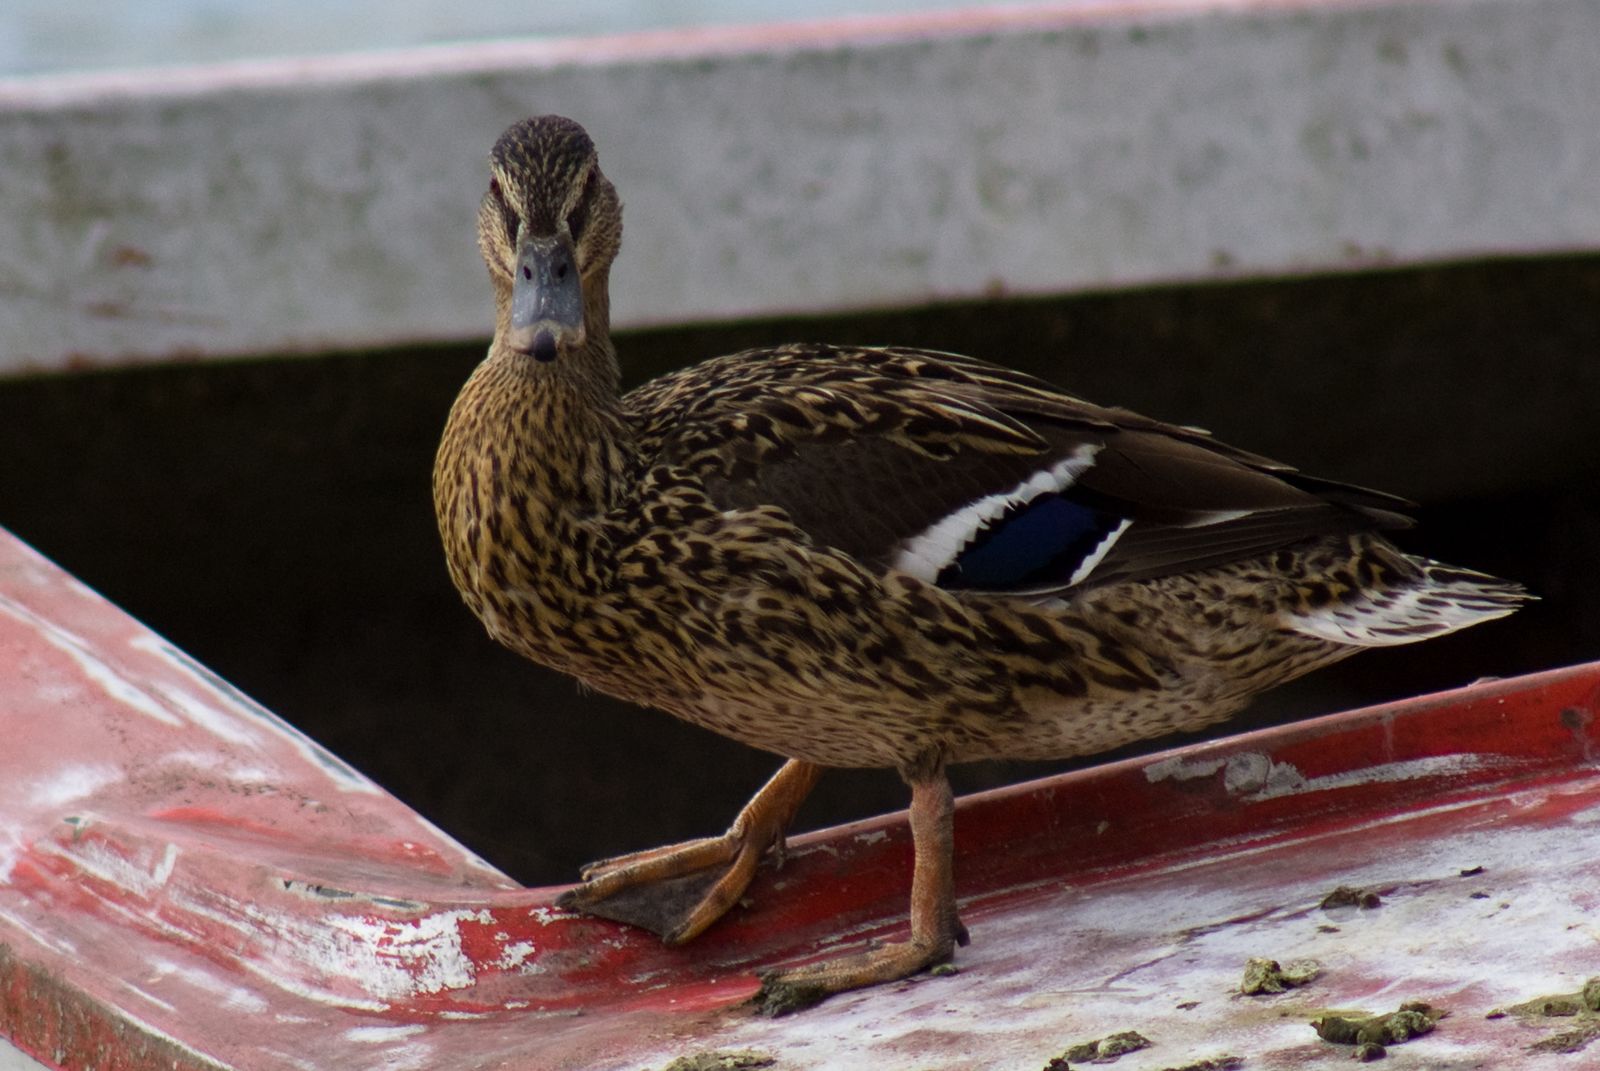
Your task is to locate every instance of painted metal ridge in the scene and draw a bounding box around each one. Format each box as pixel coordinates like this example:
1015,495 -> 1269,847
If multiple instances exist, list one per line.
15,656 -> 1587,1022
0,527 -> 508,890
7,519 -> 1600,1066
2,0 -> 1597,374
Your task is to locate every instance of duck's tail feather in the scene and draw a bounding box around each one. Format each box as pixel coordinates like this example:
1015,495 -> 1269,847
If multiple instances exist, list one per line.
1286,556 -> 1531,647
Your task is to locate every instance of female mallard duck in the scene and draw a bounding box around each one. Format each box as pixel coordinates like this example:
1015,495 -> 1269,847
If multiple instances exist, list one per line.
434,115 -> 1526,1014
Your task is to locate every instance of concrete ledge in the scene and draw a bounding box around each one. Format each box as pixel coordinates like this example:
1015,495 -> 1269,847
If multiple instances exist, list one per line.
1,0 -> 1596,373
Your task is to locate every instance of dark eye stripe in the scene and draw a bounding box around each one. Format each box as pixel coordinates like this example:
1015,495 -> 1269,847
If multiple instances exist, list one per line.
488,177 -> 520,238
567,171 -> 597,239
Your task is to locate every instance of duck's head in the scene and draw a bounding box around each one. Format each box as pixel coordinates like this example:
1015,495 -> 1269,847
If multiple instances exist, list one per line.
479,116 -> 622,364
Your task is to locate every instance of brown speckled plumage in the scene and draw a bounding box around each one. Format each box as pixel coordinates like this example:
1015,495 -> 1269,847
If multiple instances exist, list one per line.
434,116 -> 1528,1012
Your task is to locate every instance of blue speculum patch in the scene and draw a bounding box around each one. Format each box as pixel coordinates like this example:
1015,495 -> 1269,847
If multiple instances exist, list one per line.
938,494 -> 1122,591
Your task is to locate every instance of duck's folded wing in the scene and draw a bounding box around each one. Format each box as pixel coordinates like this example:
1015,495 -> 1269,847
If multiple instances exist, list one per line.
626,345 -> 1411,596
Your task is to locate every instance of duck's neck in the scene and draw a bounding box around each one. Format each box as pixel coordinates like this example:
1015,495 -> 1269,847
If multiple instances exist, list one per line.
465,342 -> 631,512
434,288 -> 635,619
482,268 -> 628,496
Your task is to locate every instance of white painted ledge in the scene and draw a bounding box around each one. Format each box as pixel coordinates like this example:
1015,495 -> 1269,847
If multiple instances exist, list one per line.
0,0 -> 1596,374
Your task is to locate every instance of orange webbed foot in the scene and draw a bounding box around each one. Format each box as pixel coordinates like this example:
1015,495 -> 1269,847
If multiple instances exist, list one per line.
557,759 -> 822,942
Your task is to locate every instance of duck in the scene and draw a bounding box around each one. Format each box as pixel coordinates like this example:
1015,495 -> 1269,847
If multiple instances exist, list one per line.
433,115 -> 1528,1015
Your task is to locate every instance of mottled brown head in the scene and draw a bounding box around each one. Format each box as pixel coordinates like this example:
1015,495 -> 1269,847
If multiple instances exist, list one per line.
479,116 -> 622,364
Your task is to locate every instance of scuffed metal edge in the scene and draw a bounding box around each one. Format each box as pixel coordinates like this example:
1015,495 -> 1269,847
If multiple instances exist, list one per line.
0,943 -> 234,1071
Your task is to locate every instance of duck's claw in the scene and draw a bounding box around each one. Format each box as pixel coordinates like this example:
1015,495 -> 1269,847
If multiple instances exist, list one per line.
557,832 -> 755,941
557,760 -> 823,944
752,934 -> 959,1016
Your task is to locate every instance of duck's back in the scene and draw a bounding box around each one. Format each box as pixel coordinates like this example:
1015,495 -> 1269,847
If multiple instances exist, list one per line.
604,344 -> 1528,765
624,344 -> 1410,597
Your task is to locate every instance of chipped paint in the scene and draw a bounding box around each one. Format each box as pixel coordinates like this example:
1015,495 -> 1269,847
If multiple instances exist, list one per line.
1142,752 -> 1227,783
1242,753 -> 1502,802
1143,749 -> 1504,802
259,905 -> 495,1001
497,940 -> 546,973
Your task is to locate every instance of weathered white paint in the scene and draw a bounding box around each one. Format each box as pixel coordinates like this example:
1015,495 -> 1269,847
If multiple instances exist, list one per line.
21,762 -> 123,810
127,635 -> 387,797
249,905 -> 497,1003
1142,751 -> 1228,783
36,833 -> 180,899
1,0 -> 1597,373
343,1024 -> 427,1044
1242,752 -> 1504,801
1145,748 -> 1506,801
635,796 -> 1600,1071
144,958 -> 271,1014
0,596 -> 181,726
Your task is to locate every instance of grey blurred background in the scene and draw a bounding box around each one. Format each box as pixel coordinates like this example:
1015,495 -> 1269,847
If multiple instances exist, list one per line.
0,0 -> 1033,77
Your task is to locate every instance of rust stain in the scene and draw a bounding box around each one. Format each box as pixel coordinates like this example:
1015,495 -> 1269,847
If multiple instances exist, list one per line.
109,246 -> 154,269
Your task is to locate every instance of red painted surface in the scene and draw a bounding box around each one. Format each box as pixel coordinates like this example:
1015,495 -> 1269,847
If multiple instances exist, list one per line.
2,521 -> 1597,1069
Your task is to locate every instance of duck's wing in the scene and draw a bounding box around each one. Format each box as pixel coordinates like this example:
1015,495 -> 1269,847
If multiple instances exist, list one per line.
624,345 -> 1412,596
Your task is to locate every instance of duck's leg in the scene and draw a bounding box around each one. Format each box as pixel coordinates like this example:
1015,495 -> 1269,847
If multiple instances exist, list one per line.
753,754 -> 967,1016
557,759 -> 823,942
